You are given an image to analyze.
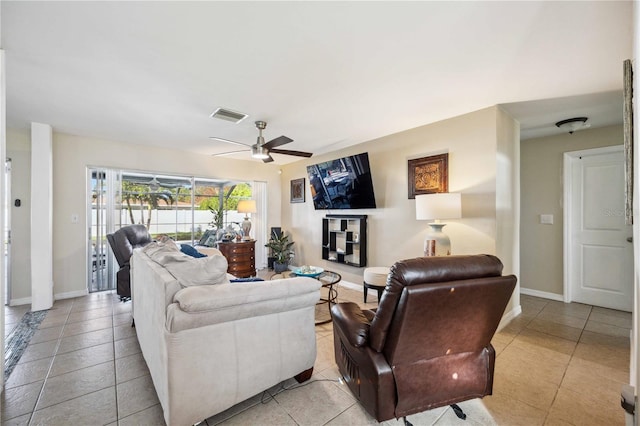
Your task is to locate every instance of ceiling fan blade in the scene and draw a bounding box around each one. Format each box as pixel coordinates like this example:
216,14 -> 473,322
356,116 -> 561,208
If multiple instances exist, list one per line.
269,148 -> 313,158
209,137 -> 252,148
262,154 -> 274,163
211,149 -> 251,157
263,135 -> 293,150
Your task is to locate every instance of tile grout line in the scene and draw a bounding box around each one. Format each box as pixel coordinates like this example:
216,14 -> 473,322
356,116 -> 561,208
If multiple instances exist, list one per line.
113,294 -> 121,424
539,304 -> 592,426
27,302 -> 72,426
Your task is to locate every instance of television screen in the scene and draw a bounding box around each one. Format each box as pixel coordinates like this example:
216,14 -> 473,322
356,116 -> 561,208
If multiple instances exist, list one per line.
306,152 -> 377,209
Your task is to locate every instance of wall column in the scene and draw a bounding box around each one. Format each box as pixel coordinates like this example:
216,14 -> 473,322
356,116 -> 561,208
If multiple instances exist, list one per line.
30,122 -> 53,311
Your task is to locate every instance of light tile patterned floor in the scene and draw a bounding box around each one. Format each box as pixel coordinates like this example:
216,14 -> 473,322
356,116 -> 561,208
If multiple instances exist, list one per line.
2,283 -> 631,425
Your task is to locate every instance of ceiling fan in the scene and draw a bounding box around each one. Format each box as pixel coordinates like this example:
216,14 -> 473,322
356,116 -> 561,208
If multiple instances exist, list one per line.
135,176 -> 186,190
210,121 -> 313,163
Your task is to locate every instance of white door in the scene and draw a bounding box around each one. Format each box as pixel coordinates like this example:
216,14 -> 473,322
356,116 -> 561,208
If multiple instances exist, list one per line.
565,145 -> 633,311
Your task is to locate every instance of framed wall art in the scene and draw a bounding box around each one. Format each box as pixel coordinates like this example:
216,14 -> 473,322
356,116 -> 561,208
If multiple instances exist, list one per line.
408,153 -> 448,199
290,178 -> 305,203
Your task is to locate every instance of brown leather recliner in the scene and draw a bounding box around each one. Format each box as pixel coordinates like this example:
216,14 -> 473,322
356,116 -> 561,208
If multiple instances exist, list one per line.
331,255 -> 516,424
106,225 -> 152,300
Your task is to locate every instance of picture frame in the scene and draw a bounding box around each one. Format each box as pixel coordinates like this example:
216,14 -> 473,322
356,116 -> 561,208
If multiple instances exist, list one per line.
408,153 -> 448,199
290,178 -> 305,203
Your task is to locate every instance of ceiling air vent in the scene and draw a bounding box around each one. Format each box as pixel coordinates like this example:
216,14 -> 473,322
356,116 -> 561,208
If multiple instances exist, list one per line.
210,108 -> 248,124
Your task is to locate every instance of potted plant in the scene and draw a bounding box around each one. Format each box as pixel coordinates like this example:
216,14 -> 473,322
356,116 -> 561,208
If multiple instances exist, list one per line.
265,231 -> 294,273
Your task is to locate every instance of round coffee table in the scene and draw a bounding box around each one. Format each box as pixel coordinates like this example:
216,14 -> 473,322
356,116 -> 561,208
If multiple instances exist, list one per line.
271,269 -> 341,325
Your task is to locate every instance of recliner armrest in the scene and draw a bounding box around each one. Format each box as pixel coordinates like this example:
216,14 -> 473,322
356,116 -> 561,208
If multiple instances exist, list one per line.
331,302 -> 371,348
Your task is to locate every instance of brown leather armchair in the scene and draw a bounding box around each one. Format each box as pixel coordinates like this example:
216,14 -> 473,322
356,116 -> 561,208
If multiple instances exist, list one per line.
331,255 -> 516,425
106,225 -> 152,300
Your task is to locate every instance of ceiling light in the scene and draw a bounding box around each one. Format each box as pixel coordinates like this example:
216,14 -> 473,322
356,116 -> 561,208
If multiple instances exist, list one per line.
251,145 -> 270,159
555,117 -> 590,134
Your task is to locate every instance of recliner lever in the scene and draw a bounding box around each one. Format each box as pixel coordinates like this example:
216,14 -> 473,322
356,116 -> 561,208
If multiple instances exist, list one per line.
451,404 -> 467,420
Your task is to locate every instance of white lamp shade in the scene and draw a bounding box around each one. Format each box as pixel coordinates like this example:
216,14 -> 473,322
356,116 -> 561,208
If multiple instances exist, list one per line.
237,199 -> 257,214
416,193 -> 461,221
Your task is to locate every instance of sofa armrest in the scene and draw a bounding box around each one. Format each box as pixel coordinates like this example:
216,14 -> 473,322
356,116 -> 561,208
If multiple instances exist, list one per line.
331,302 -> 371,348
167,277 -> 321,332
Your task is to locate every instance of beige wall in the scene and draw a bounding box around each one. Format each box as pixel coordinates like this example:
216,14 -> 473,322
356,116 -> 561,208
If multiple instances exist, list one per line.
520,124 -> 623,296
8,128 -> 283,300
280,106 -> 520,317
496,106 -> 521,310
7,129 -> 31,302
8,106 -> 521,320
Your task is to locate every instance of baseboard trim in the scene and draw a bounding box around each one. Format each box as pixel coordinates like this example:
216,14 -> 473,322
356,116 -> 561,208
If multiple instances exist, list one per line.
497,304 -> 522,332
520,287 -> 564,302
9,297 -> 31,306
338,280 -> 362,292
55,290 -> 89,300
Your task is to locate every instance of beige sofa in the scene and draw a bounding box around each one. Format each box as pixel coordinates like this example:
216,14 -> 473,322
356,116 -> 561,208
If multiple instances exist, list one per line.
131,243 -> 321,426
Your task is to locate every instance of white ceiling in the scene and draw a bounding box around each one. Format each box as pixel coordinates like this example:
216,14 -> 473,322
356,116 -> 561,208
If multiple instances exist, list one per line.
2,1 -> 633,164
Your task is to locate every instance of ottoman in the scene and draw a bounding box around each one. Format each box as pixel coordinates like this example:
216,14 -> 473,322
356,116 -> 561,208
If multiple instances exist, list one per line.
363,266 -> 390,303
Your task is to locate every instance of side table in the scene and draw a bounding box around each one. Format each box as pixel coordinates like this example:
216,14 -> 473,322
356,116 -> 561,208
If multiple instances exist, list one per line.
217,240 -> 256,278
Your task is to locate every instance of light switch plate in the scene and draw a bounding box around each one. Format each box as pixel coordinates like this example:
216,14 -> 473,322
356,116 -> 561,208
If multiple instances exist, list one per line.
71,213 -> 79,224
540,214 -> 554,225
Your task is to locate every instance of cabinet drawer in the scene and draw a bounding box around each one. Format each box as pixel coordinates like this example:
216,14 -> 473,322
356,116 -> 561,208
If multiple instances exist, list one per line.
227,246 -> 254,255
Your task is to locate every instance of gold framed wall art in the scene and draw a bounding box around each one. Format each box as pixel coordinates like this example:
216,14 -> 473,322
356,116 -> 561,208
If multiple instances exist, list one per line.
408,153 -> 448,199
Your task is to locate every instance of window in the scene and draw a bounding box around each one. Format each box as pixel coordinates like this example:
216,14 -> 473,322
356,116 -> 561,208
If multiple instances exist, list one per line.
88,168 -> 261,292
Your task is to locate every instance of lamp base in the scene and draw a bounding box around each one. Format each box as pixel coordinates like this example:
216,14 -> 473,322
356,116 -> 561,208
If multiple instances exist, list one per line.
424,223 -> 451,256
241,216 -> 252,241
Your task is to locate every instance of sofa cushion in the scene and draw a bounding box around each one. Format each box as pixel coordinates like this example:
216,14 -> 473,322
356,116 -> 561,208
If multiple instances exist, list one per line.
142,241 -> 230,287
165,255 -> 230,287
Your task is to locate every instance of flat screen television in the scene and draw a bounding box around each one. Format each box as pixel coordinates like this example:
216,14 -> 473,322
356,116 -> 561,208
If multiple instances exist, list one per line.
306,152 -> 377,210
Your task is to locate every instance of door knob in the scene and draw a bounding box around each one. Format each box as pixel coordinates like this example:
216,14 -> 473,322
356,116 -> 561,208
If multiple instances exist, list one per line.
627,237 -> 633,243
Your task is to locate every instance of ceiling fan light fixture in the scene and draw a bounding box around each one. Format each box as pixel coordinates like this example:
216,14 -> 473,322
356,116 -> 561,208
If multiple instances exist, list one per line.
555,117 -> 590,134
252,145 -> 270,159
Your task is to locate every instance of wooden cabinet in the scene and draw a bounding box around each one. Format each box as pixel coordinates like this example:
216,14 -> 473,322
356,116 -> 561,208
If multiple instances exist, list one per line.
322,215 -> 367,267
217,240 -> 256,278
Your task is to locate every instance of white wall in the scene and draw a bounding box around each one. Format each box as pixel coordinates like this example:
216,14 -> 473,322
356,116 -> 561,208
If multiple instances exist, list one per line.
30,123 -> 54,310
631,0 -> 639,410
280,106 -> 520,315
520,125 -> 623,297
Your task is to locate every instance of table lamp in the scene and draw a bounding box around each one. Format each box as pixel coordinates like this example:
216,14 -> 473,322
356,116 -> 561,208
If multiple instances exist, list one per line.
237,199 -> 257,241
415,193 -> 461,256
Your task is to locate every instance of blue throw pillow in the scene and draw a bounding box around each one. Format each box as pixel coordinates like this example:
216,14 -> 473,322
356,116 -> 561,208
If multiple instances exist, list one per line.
230,277 -> 265,283
180,244 -> 207,258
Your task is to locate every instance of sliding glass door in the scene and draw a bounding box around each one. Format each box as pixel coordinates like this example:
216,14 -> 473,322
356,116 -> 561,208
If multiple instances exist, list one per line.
88,169 -> 120,292
87,168 -> 261,292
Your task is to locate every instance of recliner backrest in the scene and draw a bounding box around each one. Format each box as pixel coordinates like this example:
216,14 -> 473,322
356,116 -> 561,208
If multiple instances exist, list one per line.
107,224 -> 152,267
369,255 -> 516,363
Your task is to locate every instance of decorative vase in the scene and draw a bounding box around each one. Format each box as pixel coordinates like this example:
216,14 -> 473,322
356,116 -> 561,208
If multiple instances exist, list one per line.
274,262 -> 288,273
424,223 -> 451,256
